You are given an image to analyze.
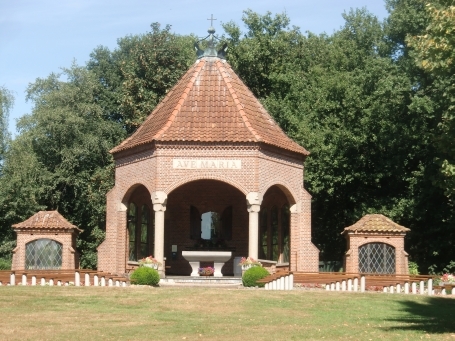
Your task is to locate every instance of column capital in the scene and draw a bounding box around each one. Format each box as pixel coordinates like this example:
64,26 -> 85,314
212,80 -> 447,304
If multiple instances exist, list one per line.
290,202 -> 300,214
247,204 -> 261,213
152,191 -> 167,212
246,192 -> 263,206
151,191 -> 167,205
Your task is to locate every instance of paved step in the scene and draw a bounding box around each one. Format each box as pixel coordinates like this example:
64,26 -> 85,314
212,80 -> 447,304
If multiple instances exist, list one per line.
160,276 -> 242,286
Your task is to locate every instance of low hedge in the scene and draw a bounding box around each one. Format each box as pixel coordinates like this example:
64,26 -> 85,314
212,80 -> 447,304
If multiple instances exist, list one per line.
242,266 -> 269,287
130,266 -> 160,286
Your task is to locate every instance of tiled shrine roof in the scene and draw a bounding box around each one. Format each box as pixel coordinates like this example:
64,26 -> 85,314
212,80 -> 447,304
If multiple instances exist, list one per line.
111,57 -> 309,156
342,214 -> 410,234
12,210 -> 82,232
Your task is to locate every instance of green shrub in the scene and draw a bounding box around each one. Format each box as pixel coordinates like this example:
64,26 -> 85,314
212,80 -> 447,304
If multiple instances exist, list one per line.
0,258 -> 11,270
408,261 -> 419,275
242,266 -> 269,287
130,267 -> 160,286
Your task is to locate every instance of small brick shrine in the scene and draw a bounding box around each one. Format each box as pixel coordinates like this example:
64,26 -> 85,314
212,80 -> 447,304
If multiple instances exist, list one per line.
11,210 -> 81,270
97,27 -> 319,276
342,214 -> 410,275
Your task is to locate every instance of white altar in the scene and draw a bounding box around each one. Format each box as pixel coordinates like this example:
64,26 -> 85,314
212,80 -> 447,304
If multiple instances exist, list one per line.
182,251 -> 232,277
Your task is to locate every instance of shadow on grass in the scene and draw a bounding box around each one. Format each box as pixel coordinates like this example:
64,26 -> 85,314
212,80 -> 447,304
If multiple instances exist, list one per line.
385,297 -> 455,334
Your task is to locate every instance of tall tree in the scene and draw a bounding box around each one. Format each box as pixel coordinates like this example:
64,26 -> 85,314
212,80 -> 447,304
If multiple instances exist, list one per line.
0,86 -> 13,167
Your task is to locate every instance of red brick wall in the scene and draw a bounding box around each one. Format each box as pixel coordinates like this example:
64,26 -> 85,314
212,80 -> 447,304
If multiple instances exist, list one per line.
98,143 -> 319,275
12,231 -> 78,270
344,233 -> 409,274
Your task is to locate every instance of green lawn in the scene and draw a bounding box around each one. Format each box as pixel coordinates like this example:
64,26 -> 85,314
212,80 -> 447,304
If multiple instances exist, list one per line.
1,286 -> 454,340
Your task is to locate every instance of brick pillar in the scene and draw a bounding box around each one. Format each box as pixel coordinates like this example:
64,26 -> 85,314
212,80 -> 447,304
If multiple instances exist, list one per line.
152,191 -> 167,278
246,192 -> 263,260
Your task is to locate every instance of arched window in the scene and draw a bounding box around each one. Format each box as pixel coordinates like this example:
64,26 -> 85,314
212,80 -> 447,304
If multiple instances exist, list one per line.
260,208 -> 268,259
25,239 -> 62,270
271,206 -> 279,261
128,203 -> 153,261
359,243 -> 396,274
128,203 -> 137,261
281,205 -> 290,263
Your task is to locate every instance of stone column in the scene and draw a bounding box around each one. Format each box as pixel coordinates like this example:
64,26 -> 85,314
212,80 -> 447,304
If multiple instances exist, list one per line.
246,192 -> 263,260
152,191 -> 167,278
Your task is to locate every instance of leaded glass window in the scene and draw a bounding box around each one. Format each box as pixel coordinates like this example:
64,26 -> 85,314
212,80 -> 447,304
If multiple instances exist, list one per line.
25,239 -> 62,270
128,203 -> 137,261
271,206 -> 279,261
359,243 -> 395,274
281,205 -> 290,263
260,208 -> 268,259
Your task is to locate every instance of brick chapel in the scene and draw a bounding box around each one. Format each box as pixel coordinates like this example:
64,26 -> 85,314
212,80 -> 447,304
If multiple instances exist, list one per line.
97,26 -> 320,276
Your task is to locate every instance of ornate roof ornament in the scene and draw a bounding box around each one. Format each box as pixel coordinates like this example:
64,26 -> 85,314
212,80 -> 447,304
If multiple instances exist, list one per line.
194,14 -> 228,59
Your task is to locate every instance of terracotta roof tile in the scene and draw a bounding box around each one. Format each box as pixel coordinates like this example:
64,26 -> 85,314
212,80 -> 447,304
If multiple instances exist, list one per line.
111,57 -> 309,155
342,214 -> 410,234
12,210 -> 82,232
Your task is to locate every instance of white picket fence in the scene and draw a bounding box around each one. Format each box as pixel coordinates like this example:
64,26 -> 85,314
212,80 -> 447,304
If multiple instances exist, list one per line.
0,270 -> 128,287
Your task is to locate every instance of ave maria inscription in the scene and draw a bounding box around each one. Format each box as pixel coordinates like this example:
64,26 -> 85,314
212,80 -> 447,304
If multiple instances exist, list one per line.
172,159 -> 241,169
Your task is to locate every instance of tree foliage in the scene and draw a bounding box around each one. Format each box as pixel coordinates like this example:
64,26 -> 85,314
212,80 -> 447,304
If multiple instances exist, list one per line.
0,7 -> 454,272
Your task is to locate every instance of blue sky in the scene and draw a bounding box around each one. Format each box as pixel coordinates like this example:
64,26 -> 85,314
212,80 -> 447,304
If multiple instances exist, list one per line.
0,0 -> 389,135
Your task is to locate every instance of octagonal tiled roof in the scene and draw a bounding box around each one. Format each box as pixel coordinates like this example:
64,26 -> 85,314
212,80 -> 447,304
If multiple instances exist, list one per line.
111,56 -> 308,156
342,214 -> 410,234
12,210 -> 82,232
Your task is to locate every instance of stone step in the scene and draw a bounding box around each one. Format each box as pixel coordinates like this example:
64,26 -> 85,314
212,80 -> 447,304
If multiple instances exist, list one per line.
160,276 -> 242,286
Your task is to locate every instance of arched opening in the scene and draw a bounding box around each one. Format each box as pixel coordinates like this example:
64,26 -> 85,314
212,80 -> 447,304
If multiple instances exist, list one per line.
166,179 -> 247,275
260,185 -> 292,263
126,185 -> 153,261
25,239 -> 62,270
359,242 -> 396,274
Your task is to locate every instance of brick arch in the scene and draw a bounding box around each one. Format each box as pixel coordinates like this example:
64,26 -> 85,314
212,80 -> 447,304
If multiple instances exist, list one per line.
261,182 -> 297,205
165,173 -> 248,195
25,237 -> 63,246
120,183 -> 152,206
357,240 -> 396,249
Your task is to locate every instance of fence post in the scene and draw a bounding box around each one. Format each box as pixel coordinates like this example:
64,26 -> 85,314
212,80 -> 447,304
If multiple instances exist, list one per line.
419,280 -> 424,295
412,282 -> 417,294
22,274 -> 27,286
41,278 -> 45,286
101,276 -> 106,287
390,285 -> 394,294
428,278 -> 433,296
290,273 -> 294,290
383,287 -> 387,293
336,281 -> 340,291
353,277 -> 359,291
341,280 -> 346,291
404,282 -> 409,294
330,282 -> 335,291
32,276 -> 36,286
94,275 -> 99,286
396,283 -> 401,294
85,273 -> 90,286
75,271 -> 80,286
347,279 -> 352,292
10,272 -> 15,286
360,276 -> 365,292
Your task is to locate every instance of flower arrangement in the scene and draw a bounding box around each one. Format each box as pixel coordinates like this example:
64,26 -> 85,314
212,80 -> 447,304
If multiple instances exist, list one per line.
238,257 -> 261,268
198,266 -> 215,276
138,256 -> 161,268
440,273 -> 455,284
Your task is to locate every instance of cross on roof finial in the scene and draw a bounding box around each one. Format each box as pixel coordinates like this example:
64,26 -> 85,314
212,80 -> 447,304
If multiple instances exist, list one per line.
207,14 -> 217,27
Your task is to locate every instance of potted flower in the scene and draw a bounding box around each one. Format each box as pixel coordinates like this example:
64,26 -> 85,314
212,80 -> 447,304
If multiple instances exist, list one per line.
138,256 -> 161,269
198,266 -> 215,276
238,257 -> 261,270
